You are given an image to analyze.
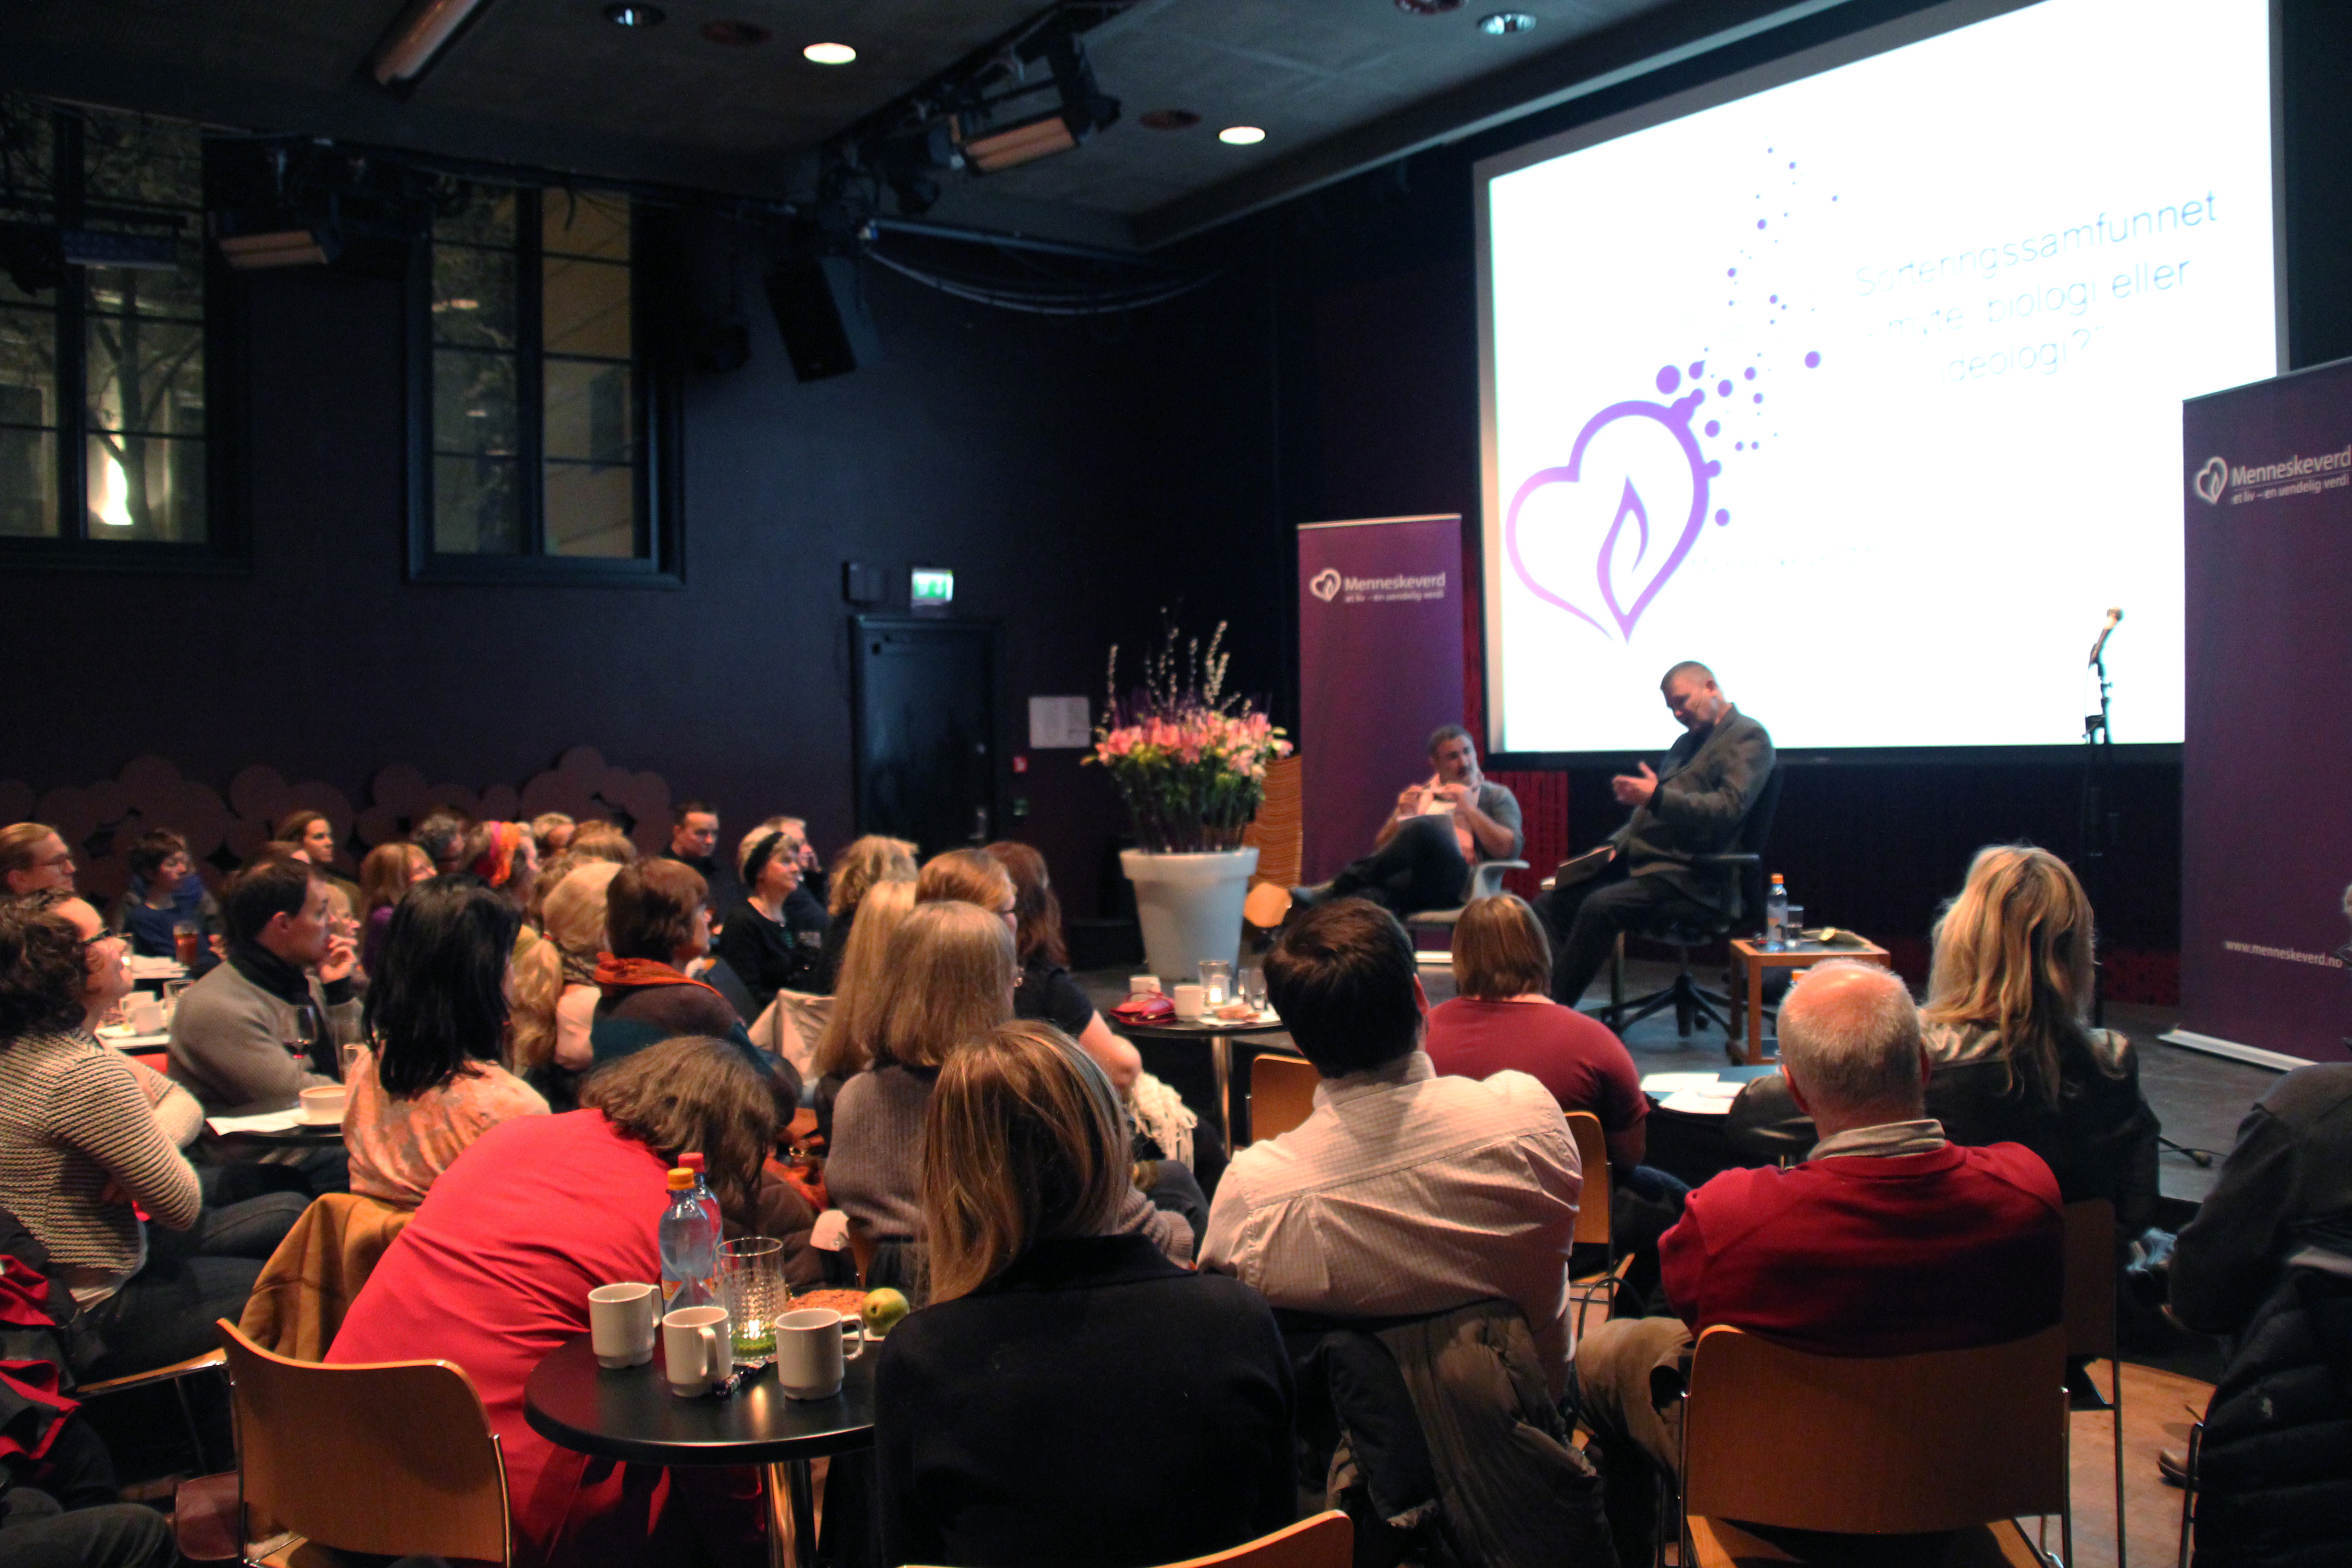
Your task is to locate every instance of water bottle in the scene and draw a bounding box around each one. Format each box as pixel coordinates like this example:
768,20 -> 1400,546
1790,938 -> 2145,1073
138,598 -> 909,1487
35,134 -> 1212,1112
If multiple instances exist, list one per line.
679,1152 -> 722,1240
659,1169 -> 719,1312
1764,873 -> 1789,953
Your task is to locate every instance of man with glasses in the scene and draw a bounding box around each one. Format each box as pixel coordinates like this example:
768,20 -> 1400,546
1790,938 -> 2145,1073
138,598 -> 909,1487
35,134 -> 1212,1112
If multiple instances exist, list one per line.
166,857 -> 358,1120
0,823 -> 78,897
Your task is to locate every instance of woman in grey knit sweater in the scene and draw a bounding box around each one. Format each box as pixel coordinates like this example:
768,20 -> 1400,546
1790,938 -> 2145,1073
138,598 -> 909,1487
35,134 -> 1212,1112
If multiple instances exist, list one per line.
826,902 -> 1192,1280
0,893 -> 304,1377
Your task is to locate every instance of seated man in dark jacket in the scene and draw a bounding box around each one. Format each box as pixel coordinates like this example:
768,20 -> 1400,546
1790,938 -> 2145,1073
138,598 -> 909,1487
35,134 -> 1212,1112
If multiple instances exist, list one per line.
1573,962 -> 2063,1552
1539,661 -> 1773,1007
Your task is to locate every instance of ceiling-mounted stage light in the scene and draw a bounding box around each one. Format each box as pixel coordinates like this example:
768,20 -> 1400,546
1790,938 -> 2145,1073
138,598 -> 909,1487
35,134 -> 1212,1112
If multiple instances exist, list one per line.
60,230 -> 179,270
962,113 -> 1080,173
959,27 -> 1117,176
218,228 -> 341,270
372,0 -> 497,87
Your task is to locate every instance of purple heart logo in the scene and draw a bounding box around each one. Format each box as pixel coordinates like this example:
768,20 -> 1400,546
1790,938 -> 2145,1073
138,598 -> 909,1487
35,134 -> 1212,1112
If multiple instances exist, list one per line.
1505,387 -> 1715,641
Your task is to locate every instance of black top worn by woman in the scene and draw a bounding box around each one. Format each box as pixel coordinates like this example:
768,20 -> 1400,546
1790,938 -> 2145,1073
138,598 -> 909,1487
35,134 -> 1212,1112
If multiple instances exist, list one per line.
874,1233 -> 1297,1568
1011,956 -> 1093,1038
713,892 -> 829,1015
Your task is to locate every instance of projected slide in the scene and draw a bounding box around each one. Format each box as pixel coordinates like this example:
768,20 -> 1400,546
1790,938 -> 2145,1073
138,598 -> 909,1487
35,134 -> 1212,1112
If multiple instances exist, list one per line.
1479,0 -> 2274,753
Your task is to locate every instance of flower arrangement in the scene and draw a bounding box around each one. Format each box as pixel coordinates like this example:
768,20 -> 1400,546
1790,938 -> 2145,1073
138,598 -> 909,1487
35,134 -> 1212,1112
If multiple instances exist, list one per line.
1090,620 -> 1290,853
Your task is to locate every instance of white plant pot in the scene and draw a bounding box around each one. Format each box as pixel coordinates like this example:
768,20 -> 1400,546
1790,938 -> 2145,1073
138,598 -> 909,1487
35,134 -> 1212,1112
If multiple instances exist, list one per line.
1120,848 -> 1259,989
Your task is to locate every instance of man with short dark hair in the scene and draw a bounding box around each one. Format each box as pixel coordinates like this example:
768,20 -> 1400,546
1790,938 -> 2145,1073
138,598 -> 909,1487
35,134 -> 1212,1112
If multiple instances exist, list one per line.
661,799 -> 744,925
1292,725 -> 1524,918
1539,659 -> 1774,1006
166,857 -> 359,1116
1571,961 -> 2062,1539
1200,899 -> 1583,1394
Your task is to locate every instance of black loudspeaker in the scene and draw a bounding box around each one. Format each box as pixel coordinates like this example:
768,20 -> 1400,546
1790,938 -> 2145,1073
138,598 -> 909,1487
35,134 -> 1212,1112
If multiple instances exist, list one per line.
764,255 -> 882,382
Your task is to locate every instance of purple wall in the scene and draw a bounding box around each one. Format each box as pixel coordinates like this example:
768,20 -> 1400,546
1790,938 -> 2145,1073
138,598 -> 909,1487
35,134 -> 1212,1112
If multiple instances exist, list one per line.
2180,362 -> 2352,1059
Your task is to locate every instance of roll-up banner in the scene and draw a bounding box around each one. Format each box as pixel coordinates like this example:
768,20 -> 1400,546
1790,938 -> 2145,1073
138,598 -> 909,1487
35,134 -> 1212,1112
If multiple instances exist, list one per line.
2175,362 -> 2352,1065
1296,515 -> 1467,886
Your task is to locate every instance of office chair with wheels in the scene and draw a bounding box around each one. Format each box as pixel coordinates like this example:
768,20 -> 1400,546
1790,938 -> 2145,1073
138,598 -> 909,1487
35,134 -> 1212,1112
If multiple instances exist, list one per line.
1600,765 -> 1783,1042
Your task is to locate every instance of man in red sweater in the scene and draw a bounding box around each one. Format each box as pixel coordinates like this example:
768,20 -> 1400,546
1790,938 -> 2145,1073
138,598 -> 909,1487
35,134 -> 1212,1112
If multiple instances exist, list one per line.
1572,960 -> 2062,1532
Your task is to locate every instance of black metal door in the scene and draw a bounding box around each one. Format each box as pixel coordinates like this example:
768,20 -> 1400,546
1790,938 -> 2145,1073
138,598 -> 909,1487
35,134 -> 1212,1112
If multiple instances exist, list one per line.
850,617 -> 1000,858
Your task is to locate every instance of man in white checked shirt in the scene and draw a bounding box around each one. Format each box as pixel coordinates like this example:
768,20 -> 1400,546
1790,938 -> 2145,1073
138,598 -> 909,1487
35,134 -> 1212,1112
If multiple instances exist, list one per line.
1200,899 -> 1585,1397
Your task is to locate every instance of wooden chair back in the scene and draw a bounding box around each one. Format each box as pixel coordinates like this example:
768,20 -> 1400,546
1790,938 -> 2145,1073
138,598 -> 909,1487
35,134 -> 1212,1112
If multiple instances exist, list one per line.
1248,1053 -> 1322,1147
2062,1198 -> 2118,1360
216,1318 -> 511,1565
1564,1111 -> 1612,1249
1241,755 -> 1304,891
1682,1323 -> 2068,1535
911,1511 -> 1353,1568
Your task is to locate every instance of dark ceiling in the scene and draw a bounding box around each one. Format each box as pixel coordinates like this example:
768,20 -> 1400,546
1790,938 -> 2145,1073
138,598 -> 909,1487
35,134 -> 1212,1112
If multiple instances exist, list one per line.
0,0 -> 1848,249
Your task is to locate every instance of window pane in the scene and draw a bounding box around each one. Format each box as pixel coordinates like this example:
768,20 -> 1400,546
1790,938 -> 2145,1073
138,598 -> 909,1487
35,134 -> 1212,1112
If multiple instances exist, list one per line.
432,243 -> 517,350
0,428 -> 58,537
543,193 -> 629,262
435,185 -> 517,249
543,359 -> 632,463
85,431 -> 202,540
542,255 -> 629,359
434,455 -> 522,554
82,113 -> 201,208
432,350 -> 519,455
85,241 -> 206,322
545,462 -> 637,557
84,316 -> 203,438
0,309 -> 59,428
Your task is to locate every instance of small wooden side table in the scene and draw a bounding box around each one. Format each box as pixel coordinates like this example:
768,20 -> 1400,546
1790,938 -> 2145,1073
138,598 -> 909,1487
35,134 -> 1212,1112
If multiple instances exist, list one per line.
1727,936 -> 1893,1064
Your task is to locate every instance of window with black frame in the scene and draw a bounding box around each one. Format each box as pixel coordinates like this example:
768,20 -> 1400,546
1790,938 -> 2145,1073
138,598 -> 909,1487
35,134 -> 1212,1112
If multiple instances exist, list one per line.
416,182 -> 671,581
0,98 -> 231,565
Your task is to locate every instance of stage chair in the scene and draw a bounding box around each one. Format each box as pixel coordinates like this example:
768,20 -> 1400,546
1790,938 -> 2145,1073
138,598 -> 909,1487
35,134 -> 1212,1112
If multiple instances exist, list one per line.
1676,1322 -> 2069,1567
1598,765 -> 1783,1044
911,1512 -> 1350,1568
1402,858 -> 1530,962
1247,1053 -> 1321,1147
1563,1112 -> 1627,1338
214,1318 -> 512,1568
2062,1199 -> 2127,1568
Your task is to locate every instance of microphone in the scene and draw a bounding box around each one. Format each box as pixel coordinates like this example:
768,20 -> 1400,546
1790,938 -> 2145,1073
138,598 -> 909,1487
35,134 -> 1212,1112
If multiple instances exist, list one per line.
2087,607 -> 2122,666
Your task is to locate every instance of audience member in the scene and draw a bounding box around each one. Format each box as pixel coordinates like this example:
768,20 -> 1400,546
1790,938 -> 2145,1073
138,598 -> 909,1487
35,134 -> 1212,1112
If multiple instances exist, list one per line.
344,877 -> 548,1208
1728,845 -> 2161,1232
875,1021 -> 1294,1568
276,810 -> 363,927
591,861 -> 780,1089
529,824 -> 634,930
0,827 -> 75,897
715,820 -> 827,1014
1572,960 -> 2063,1543
462,821 -> 541,919
567,820 -> 637,862
828,902 -> 1193,1277
661,800 -> 744,926
808,880 -> 918,1148
0,893 -> 305,1378
514,860 -> 621,1112
1200,899 -> 1583,1392
167,857 -> 358,1115
774,816 -> 827,904
529,811 -> 577,860
1292,725 -> 1524,917
356,841 -> 432,978
106,829 -> 222,975
818,834 -> 916,991
329,1038 -> 777,1568
411,808 -> 472,877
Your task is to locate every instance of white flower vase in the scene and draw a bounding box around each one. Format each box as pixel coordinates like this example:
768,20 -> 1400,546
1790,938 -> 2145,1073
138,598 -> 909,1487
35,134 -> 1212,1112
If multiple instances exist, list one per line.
1120,848 -> 1259,991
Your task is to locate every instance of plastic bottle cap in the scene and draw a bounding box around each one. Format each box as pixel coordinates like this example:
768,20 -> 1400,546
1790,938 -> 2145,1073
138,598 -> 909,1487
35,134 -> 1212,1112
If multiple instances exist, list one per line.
681,1152 -> 706,1173
667,1169 -> 694,1190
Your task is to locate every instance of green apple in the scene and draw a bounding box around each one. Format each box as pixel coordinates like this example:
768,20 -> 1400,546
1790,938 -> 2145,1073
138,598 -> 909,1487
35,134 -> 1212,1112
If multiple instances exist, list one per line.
861,1287 -> 911,1337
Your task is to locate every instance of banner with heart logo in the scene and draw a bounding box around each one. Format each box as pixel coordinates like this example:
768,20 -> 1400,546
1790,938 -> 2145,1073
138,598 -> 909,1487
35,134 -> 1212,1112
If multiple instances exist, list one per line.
1296,515 -> 1465,883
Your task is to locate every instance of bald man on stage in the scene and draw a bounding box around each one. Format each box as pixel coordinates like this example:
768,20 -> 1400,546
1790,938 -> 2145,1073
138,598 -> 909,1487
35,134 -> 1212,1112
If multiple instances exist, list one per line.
1539,662 -> 1774,1009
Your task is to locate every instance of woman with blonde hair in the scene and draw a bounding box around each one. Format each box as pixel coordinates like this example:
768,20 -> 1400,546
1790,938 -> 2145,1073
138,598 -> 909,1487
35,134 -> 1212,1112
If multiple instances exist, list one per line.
808,880 -> 918,1145
1920,843 -> 2159,1229
356,842 -> 432,979
825,903 -> 1191,1282
818,835 -> 916,990
873,1020 -> 1293,1568
510,860 -> 622,1111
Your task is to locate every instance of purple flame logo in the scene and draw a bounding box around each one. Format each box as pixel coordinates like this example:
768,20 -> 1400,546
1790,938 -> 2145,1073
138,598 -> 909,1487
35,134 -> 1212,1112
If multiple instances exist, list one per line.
1505,372 -> 1718,642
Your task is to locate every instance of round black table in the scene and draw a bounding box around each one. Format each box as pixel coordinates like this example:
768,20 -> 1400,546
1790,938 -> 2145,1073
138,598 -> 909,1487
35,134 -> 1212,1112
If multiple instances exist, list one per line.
1112,1014 -> 1293,1146
524,1333 -> 876,1567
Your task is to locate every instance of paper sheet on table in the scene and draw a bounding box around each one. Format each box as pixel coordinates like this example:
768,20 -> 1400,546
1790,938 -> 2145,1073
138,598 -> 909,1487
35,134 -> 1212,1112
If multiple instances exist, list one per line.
1642,1073 -> 1734,1094
207,1109 -> 309,1136
1655,1090 -> 1738,1116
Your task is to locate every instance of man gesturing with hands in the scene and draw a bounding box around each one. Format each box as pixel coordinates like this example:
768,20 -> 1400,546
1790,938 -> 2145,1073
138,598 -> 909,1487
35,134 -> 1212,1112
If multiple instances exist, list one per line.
1292,727 -> 1524,919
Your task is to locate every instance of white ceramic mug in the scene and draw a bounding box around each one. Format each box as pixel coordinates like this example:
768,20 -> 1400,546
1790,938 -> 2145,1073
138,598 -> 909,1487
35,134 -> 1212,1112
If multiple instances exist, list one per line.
774,1307 -> 863,1400
588,1282 -> 658,1369
126,1000 -> 165,1034
298,1085 -> 348,1125
662,1305 -> 731,1396
1171,982 -> 1206,1020
1128,975 -> 1161,996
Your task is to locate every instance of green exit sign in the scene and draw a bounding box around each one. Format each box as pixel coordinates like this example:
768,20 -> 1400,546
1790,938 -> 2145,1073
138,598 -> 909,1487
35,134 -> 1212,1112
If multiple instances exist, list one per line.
911,567 -> 954,607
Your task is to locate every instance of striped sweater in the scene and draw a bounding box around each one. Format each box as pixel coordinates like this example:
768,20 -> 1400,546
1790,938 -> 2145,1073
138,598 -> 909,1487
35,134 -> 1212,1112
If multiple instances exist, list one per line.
0,1029 -> 204,1302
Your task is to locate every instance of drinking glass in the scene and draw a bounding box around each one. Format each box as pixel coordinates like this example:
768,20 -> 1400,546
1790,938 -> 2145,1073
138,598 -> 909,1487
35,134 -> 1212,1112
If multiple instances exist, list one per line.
1784,905 -> 1807,944
720,1238 -> 787,1363
172,921 -> 201,967
1198,960 -> 1232,1007
1241,966 -> 1268,1012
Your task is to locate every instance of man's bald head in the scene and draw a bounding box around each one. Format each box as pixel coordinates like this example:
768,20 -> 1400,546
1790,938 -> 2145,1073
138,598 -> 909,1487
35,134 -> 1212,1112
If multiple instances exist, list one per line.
1777,960 -> 1924,1123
